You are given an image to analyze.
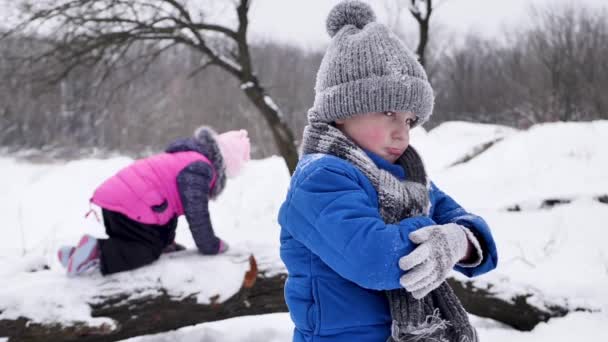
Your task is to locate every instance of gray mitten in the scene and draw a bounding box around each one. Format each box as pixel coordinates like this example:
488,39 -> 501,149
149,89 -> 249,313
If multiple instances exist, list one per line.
399,223 -> 475,299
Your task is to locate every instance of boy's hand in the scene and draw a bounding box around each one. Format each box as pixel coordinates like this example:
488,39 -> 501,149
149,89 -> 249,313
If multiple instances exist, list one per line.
398,223 -> 469,299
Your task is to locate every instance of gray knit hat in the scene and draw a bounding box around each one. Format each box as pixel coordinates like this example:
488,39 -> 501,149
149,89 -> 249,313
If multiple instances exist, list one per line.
308,0 -> 434,126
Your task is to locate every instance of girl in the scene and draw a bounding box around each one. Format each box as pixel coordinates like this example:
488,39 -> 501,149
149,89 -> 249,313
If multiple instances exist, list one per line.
58,127 -> 250,276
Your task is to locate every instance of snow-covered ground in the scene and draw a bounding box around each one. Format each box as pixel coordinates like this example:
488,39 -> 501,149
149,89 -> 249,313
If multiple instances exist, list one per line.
1,120 -> 607,341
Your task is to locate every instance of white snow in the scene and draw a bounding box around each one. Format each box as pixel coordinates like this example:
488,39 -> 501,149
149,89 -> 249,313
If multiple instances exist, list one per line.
1,120 -> 608,341
240,82 -> 255,90
118,311 -> 608,342
410,121 -> 517,171
122,313 -> 294,342
430,121 -> 608,210
263,95 -> 284,120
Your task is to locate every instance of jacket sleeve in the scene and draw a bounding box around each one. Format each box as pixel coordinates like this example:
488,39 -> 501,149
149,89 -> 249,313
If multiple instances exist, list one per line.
279,163 -> 436,291
176,161 -> 221,255
429,181 -> 498,277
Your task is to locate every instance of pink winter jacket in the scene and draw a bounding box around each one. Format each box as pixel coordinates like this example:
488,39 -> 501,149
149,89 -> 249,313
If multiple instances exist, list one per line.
91,151 -> 216,225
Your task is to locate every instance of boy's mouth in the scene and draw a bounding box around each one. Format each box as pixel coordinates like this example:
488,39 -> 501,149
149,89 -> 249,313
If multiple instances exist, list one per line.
386,147 -> 404,156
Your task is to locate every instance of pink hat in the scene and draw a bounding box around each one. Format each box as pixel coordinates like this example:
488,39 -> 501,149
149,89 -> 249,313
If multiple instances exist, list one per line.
217,129 -> 251,178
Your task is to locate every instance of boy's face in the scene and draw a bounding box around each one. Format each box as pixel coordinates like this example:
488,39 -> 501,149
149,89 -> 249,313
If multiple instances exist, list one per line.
336,111 -> 418,163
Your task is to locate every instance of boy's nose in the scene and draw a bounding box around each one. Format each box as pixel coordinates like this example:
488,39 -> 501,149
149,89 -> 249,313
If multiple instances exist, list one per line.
392,125 -> 408,141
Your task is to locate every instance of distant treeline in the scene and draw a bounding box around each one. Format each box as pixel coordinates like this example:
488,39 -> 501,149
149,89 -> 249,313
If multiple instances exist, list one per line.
1,4 -> 606,158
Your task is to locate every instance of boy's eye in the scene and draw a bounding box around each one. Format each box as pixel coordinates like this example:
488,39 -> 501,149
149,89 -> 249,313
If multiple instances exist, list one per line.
384,112 -> 419,126
405,116 -> 420,127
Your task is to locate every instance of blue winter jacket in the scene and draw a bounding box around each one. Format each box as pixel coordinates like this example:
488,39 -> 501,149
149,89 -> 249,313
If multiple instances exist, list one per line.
278,151 -> 498,342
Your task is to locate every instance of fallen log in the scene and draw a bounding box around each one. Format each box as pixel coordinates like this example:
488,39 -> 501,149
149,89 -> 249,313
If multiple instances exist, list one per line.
0,256 -> 587,341
446,278 -> 584,331
0,256 -> 286,342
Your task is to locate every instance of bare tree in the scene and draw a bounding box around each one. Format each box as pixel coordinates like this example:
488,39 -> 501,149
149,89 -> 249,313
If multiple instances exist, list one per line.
426,2 -> 608,128
3,1 -> 605,156
527,3 -> 608,122
3,0 -> 299,173
407,0 -> 444,68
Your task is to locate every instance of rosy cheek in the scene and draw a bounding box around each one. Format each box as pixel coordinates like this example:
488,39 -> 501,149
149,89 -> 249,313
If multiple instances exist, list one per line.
365,130 -> 385,144
367,128 -> 385,145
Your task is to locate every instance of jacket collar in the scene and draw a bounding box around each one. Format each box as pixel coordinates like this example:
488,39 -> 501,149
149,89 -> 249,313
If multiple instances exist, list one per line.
364,150 -> 407,180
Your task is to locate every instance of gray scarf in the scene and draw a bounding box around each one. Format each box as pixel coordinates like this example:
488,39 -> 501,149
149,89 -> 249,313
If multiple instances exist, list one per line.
301,122 -> 477,342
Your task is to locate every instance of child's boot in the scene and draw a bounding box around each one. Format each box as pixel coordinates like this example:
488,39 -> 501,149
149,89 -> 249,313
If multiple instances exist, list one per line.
67,235 -> 100,276
57,246 -> 75,268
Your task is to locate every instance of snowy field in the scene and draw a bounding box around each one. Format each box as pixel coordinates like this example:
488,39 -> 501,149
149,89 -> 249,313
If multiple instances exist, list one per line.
1,120 -> 607,341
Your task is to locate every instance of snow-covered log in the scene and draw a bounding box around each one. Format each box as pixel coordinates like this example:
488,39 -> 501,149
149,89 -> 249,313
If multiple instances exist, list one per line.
0,256 -> 286,341
446,278 -> 577,331
0,256 -> 585,341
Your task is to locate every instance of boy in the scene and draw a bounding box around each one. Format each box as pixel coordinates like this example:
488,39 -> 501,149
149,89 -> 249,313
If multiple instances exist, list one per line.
278,1 -> 497,341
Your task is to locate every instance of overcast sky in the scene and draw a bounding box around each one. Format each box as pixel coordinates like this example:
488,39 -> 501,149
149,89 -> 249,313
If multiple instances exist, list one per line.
247,0 -> 608,49
2,0 -> 606,50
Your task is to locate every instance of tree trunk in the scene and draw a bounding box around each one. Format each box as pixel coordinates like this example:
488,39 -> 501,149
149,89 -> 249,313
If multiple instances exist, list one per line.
416,15 -> 429,68
410,0 -> 432,69
242,80 -> 299,174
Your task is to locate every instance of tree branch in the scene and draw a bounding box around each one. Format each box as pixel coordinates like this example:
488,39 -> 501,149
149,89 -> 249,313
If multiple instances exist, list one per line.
1,0 -> 299,174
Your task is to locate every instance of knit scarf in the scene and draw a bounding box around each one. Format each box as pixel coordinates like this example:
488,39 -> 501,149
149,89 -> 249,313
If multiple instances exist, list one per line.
301,122 -> 477,342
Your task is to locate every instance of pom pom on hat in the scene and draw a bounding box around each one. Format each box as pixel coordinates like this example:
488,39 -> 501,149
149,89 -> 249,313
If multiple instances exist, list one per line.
326,0 -> 376,37
309,0 -> 434,126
